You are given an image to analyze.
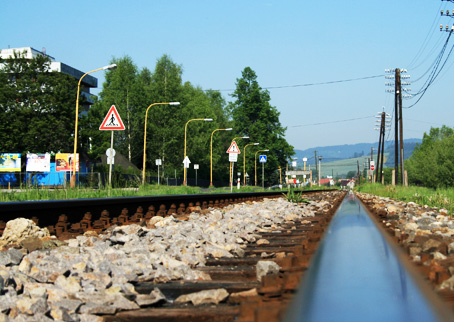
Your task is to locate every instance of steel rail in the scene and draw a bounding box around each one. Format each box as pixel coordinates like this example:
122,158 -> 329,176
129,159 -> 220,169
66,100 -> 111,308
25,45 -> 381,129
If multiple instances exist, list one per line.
283,192 -> 454,322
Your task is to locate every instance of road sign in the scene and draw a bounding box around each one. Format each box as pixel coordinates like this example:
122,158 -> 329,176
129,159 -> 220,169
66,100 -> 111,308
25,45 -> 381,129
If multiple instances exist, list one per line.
106,148 -> 115,164
194,164 -> 199,170
229,153 -> 238,162
226,141 -> 241,154
155,159 -> 162,166
370,161 -> 375,171
99,105 -> 125,130
259,155 -> 267,163
183,156 -> 191,168
106,148 -> 116,157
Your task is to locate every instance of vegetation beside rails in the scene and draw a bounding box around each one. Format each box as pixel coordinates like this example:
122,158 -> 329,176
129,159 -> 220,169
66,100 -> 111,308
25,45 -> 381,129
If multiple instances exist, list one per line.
0,183 -> 336,202
355,183 -> 454,215
0,184 -> 273,202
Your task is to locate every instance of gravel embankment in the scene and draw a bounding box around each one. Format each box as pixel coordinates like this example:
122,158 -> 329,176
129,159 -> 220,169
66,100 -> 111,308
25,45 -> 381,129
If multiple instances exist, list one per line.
0,192 -> 342,322
357,192 -> 454,293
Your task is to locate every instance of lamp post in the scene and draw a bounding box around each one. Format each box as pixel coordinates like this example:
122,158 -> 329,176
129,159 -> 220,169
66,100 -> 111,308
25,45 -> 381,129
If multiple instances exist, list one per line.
255,149 -> 269,186
71,63 -> 117,188
183,118 -> 213,186
142,102 -> 180,185
229,136 -> 249,186
243,143 -> 259,186
210,128 -> 232,187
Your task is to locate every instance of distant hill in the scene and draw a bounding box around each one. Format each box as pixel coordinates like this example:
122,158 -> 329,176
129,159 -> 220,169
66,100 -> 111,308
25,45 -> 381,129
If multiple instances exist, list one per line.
293,139 -> 422,177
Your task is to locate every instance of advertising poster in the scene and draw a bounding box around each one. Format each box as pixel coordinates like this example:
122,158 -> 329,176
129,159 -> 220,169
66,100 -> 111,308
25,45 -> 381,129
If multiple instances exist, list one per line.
0,153 -> 21,172
55,153 -> 79,172
26,153 -> 51,172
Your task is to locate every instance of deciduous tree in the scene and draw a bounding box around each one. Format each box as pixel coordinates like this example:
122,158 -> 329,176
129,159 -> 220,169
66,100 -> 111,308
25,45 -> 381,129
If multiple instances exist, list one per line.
0,50 -> 78,155
228,67 -> 294,185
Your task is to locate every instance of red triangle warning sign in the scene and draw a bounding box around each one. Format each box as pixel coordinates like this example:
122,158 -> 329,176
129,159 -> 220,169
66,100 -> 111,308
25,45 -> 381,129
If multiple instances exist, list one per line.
226,141 -> 241,154
99,105 -> 125,130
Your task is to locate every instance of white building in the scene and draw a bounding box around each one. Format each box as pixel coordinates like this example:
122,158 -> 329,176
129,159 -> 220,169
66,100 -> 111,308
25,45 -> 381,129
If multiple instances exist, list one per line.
0,47 -> 98,109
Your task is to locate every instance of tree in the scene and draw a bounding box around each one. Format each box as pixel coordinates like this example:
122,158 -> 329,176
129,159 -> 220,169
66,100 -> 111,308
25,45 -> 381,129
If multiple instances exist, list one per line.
406,126 -> 454,188
84,56 -> 139,161
0,50 -> 78,156
228,67 -> 294,185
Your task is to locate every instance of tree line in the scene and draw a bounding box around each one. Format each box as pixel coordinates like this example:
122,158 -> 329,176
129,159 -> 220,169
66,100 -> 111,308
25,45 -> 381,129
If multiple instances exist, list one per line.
0,51 -> 294,185
405,126 -> 454,188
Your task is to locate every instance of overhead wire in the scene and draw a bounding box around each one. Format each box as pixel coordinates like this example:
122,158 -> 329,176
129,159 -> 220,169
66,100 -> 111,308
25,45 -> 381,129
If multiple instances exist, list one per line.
407,1 -> 447,70
212,75 -> 384,92
405,30 -> 454,108
289,116 -> 375,128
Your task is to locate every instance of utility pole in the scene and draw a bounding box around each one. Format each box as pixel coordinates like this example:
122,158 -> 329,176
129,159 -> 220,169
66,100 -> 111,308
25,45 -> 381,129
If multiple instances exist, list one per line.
397,68 -> 406,186
394,68 -> 400,185
314,150 -> 318,184
375,110 -> 385,183
386,68 -> 409,185
318,156 -> 322,186
357,160 -> 360,184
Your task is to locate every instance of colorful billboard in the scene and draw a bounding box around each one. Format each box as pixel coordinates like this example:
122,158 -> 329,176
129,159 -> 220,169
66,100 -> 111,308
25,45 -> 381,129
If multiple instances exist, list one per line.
55,153 -> 79,172
0,153 -> 21,172
26,153 -> 51,172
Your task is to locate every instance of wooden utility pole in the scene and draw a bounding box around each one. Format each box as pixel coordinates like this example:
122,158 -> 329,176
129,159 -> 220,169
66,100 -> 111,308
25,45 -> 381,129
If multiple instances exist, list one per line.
375,111 -> 386,183
397,69 -> 405,186
314,151 -> 318,184
394,68 -> 400,185
357,160 -> 360,184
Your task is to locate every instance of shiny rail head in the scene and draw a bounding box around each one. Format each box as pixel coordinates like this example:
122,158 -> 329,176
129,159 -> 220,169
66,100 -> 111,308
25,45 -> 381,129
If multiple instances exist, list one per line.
283,193 -> 454,322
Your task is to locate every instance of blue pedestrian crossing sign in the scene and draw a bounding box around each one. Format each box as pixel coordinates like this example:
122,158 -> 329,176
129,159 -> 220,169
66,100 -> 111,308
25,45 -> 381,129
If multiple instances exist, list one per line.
259,155 -> 267,163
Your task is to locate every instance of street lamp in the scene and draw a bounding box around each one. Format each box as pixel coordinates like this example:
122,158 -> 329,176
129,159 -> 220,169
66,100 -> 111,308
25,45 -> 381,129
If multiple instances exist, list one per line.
210,128 -> 232,187
183,118 -> 213,186
243,143 -> 259,185
71,63 -> 117,188
142,102 -> 180,185
255,149 -> 269,186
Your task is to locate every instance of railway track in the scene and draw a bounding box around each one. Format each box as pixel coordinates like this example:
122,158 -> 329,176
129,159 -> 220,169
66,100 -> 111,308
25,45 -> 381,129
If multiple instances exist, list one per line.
0,190 -> 325,239
1,189 -> 453,321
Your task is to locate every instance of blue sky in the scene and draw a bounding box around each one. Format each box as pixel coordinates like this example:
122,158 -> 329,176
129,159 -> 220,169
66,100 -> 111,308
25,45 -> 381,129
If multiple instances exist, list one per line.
3,0 -> 453,151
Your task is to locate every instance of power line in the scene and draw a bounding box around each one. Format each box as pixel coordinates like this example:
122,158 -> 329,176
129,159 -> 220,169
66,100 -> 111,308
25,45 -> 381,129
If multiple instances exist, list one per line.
407,2 -> 446,70
405,25 -> 454,108
289,116 -> 374,128
212,75 -> 384,92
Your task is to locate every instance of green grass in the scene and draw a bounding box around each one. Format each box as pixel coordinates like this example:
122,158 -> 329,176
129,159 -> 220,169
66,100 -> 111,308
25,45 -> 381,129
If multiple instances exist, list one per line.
355,183 -> 454,215
0,184 -> 270,202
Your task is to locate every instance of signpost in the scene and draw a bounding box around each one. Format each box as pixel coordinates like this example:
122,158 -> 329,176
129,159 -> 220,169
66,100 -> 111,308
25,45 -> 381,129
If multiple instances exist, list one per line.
156,159 -> 162,185
260,155 -> 267,188
194,164 -> 199,186
183,156 -> 191,168
100,105 -> 125,187
227,141 -> 241,192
